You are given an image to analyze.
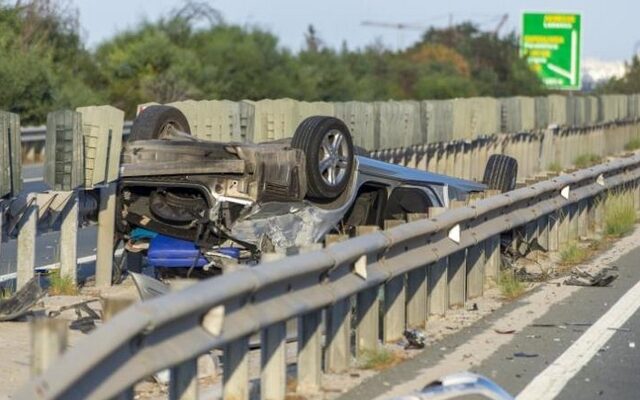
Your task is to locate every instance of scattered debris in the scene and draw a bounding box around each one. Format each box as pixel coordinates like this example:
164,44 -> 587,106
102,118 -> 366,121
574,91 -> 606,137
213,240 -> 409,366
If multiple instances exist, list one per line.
564,266 -> 618,287
495,329 -> 516,334
466,303 -> 478,311
513,352 -> 539,358
607,327 -> 631,332
629,342 -> 636,349
0,277 -> 44,321
49,299 -> 101,334
403,329 -> 426,349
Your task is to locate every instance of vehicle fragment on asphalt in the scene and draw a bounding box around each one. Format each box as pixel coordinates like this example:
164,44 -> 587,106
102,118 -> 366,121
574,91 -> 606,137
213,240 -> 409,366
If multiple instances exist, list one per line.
564,266 -> 619,287
0,277 -> 44,321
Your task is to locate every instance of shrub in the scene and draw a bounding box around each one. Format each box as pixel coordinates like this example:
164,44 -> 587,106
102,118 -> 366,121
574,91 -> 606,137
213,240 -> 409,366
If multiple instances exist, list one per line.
560,242 -> 589,265
48,270 -> 78,296
604,193 -> 636,237
573,154 -> 602,169
624,138 -> 640,151
498,271 -> 525,300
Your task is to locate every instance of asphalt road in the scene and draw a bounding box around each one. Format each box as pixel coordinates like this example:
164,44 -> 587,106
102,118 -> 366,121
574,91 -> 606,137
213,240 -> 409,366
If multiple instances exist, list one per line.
341,245 -> 640,400
0,164 -> 98,282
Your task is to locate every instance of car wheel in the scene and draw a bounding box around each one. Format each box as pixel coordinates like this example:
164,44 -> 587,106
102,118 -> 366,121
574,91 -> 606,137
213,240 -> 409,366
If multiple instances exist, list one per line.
483,154 -> 518,193
291,116 -> 355,200
130,105 -> 191,141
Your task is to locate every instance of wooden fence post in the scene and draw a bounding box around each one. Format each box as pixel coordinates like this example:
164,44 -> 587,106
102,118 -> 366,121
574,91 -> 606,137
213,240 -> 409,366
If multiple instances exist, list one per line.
323,234 -> 351,373
260,252 -> 287,400
59,192 -> 78,285
30,317 -> 68,377
17,195 -> 37,290
355,226 -> 380,354
297,244 -> 324,395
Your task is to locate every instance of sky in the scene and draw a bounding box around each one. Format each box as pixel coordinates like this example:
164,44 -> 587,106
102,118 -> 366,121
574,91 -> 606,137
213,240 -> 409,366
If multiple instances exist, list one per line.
73,0 -> 638,62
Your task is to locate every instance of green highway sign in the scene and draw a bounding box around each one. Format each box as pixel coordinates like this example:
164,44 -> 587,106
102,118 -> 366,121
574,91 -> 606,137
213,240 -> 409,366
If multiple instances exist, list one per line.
521,12 -> 581,90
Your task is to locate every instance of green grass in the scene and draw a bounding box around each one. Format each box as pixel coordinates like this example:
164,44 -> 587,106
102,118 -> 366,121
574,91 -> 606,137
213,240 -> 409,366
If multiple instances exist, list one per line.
573,153 -> 602,169
358,348 -> 405,371
497,272 -> 526,300
624,138 -> 640,151
48,270 -> 78,296
0,287 -> 13,299
560,242 -> 589,265
604,193 -> 637,237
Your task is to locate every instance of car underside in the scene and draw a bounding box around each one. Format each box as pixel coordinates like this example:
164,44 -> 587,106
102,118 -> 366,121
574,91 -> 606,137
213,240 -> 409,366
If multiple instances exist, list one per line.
116,105 -> 515,276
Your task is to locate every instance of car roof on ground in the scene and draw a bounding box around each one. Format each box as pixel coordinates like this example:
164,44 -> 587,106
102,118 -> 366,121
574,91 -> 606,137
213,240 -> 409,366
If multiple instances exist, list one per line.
356,156 -> 487,193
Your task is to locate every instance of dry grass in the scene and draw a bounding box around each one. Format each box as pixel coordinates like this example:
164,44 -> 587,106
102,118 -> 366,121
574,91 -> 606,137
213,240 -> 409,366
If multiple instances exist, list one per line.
573,153 -> 602,169
358,347 -> 405,371
604,193 -> 637,238
497,272 -> 526,300
48,270 -> 78,296
624,138 -> 640,151
559,242 -> 590,265
547,162 -> 563,173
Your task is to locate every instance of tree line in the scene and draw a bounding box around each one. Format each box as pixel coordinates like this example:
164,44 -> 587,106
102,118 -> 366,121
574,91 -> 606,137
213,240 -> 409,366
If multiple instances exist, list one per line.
0,1 -> 551,123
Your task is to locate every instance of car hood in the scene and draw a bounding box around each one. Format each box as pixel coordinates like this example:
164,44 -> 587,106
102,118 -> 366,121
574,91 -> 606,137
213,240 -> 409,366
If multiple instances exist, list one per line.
357,156 -> 487,193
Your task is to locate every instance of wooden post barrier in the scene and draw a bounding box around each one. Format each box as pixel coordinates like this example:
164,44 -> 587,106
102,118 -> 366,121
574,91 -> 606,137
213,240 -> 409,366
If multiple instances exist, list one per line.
168,280 -> 199,400
427,207 -> 448,316
323,234 -> 351,373
383,219 -> 408,341
260,252 -> 287,400
403,215 -> 428,330
30,317 -> 68,377
296,243 -> 323,395
355,226 -> 380,354
101,295 -> 135,400
17,195 -> 37,290
59,192 -> 78,285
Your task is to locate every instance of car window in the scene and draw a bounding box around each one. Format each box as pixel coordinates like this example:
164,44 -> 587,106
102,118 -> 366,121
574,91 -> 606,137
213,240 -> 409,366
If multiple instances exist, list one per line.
385,187 -> 433,221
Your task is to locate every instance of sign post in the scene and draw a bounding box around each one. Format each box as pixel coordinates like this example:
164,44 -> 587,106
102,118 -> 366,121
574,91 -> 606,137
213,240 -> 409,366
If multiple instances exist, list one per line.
521,12 -> 582,90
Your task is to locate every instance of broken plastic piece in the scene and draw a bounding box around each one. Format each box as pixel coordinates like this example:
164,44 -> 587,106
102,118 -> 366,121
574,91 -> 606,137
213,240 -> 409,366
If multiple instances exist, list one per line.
0,277 -> 44,321
404,329 -> 426,349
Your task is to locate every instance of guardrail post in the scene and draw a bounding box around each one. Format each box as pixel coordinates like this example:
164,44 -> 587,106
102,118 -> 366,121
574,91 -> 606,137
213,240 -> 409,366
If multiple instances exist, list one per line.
427,207 -> 448,316
484,235 -> 500,287
558,206 -> 570,246
447,250 -> 466,308
30,317 -> 68,377
168,280 -> 199,400
59,192 -> 78,285
548,211 -> 560,252
383,219 -> 408,341
568,202 -> 579,241
324,234 -> 351,373
466,243 -> 484,300
260,252 -> 287,400
102,295 -> 135,400
537,214 -> 550,251
428,258 -> 448,316
578,199 -> 588,239
403,216 -> 428,330
297,244 -> 323,395
96,182 -> 117,287
223,337 -> 250,400
355,226 -> 380,354
17,196 -> 37,290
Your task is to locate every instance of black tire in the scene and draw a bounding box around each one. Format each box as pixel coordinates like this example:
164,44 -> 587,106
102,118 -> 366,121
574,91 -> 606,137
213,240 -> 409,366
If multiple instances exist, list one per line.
130,105 -> 191,141
483,154 -> 518,193
291,116 -> 355,200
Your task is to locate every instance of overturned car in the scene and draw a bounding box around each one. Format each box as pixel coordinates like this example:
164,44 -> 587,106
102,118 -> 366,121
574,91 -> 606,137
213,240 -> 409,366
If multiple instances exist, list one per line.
117,106 -> 517,276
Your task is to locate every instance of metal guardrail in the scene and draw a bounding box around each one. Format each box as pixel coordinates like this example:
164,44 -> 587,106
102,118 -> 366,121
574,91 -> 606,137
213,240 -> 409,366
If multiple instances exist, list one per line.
16,151 -> 640,399
20,121 -> 132,143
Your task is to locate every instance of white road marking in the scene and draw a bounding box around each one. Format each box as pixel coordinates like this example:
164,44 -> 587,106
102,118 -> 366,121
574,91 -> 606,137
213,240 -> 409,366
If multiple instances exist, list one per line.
0,249 -> 123,283
517,278 -> 640,400
23,177 -> 44,183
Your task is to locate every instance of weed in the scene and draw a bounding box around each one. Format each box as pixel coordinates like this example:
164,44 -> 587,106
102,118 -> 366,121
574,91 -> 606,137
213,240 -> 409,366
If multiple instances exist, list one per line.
547,162 -> 563,173
498,271 -> 526,300
573,153 -> 602,169
560,242 -> 589,265
358,347 -> 405,371
604,193 -> 636,237
624,138 -> 640,151
48,270 -> 78,296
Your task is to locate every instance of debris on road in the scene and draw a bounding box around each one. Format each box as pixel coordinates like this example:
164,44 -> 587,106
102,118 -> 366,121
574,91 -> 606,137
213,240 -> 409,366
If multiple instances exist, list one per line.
513,352 -> 539,358
48,299 -> 100,334
564,266 -> 618,287
495,328 -> 516,334
403,329 -> 426,349
629,342 -> 636,349
0,277 -> 44,321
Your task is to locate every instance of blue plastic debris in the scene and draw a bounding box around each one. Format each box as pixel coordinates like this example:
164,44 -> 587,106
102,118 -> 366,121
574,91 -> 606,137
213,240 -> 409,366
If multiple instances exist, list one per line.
147,235 -> 207,268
